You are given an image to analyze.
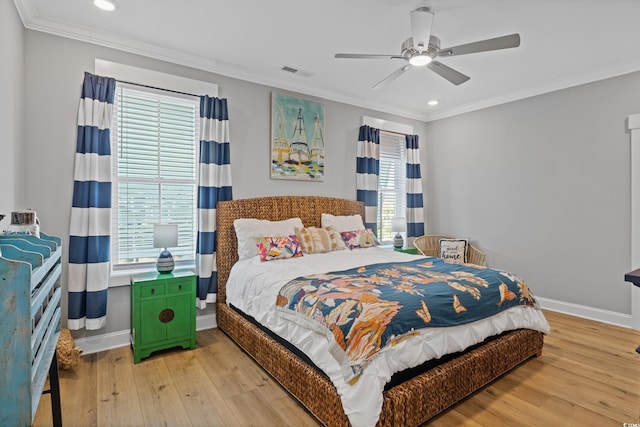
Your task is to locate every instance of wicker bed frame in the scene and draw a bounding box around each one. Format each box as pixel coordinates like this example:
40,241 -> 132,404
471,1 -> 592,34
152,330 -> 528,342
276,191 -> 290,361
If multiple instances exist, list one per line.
216,196 -> 544,426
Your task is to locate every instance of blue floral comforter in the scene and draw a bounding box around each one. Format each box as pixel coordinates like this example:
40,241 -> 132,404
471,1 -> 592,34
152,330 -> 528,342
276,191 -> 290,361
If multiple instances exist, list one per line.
275,257 -> 540,383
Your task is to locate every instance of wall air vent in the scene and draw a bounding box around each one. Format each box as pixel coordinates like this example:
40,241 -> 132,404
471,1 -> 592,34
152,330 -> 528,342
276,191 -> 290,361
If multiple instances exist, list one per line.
282,66 -> 298,74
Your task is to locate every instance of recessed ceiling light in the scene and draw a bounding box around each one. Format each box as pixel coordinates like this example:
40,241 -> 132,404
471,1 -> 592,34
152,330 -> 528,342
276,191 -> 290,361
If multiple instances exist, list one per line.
93,0 -> 118,12
428,100 -> 438,106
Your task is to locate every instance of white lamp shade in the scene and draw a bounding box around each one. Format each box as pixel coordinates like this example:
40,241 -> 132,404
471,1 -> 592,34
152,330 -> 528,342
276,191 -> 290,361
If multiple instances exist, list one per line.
391,217 -> 407,232
153,224 -> 178,248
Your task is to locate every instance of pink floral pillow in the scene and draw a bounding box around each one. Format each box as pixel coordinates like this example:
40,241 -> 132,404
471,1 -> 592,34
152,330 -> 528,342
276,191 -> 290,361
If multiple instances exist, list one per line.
340,229 -> 378,250
254,235 -> 303,262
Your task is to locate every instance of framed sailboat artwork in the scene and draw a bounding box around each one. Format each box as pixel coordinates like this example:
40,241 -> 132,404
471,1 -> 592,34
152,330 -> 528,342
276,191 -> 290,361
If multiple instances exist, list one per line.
271,92 -> 325,181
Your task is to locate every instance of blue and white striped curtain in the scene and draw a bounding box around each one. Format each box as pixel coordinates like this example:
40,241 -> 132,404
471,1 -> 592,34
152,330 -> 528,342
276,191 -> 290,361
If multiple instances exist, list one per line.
68,72 -> 115,330
356,125 -> 380,235
405,134 -> 425,240
197,96 -> 232,309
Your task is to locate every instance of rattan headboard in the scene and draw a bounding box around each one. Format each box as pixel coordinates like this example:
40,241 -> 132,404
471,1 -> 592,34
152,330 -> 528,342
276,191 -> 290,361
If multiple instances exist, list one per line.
216,196 -> 364,304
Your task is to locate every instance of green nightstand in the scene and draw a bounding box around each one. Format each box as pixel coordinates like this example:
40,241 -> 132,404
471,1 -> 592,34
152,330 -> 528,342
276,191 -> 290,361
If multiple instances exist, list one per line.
130,269 -> 196,363
394,247 -> 419,255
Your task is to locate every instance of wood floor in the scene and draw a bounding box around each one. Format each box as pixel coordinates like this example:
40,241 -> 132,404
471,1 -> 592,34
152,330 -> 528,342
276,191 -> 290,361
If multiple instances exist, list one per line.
34,310 -> 640,427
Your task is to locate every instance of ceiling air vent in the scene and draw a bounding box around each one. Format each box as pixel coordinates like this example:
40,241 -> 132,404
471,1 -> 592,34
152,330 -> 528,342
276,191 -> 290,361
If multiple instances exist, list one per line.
281,65 -> 313,78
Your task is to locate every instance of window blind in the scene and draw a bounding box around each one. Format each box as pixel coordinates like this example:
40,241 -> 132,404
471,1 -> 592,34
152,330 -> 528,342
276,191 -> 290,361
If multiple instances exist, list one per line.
111,85 -> 198,266
377,132 -> 407,243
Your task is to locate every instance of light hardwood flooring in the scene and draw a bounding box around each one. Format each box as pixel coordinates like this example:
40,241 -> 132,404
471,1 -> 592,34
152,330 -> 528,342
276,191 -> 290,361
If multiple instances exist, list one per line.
34,310 -> 640,426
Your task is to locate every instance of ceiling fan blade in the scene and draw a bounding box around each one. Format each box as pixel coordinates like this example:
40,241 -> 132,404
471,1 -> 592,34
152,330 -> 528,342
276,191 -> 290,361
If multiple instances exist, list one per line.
335,53 -> 400,59
410,7 -> 434,51
439,33 -> 521,57
427,61 -> 470,85
372,64 -> 413,90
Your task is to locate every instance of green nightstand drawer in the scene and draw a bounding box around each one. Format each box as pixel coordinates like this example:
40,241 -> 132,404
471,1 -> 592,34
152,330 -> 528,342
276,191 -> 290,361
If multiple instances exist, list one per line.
139,282 -> 166,298
167,280 -> 191,295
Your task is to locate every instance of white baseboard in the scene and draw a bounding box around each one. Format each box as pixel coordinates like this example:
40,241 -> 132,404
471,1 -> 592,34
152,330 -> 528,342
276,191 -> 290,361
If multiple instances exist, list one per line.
74,329 -> 131,356
196,313 -> 218,330
75,313 -> 218,355
536,296 -> 632,329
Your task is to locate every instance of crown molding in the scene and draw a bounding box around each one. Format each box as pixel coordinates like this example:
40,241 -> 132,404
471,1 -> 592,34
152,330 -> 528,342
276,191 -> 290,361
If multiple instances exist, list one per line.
426,58 -> 640,121
12,0 -> 36,24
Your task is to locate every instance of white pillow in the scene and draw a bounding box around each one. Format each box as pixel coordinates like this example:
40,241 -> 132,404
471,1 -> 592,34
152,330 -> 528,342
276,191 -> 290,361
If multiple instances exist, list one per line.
234,217 -> 304,260
321,213 -> 365,232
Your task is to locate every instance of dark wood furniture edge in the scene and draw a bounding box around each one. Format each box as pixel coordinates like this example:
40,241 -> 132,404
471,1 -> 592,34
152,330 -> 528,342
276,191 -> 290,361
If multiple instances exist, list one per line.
624,268 -> 640,287
623,269 -> 640,353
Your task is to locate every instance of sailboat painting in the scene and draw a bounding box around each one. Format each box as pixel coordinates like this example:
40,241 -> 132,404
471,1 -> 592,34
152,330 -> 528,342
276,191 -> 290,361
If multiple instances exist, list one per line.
271,92 -> 325,181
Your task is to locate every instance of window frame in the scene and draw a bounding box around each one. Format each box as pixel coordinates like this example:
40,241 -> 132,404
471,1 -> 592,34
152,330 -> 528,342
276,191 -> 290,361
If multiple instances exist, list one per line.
110,84 -> 199,271
377,131 -> 407,244
360,116 -> 414,246
95,59 -> 218,287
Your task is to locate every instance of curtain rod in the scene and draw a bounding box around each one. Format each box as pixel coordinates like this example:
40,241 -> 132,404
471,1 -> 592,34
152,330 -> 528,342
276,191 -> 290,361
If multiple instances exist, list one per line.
116,79 -> 200,98
380,129 -> 408,137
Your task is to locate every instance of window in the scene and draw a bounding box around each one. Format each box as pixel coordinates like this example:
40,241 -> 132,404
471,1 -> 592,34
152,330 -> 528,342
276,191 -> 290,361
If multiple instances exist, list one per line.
111,84 -> 198,268
377,132 -> 406,244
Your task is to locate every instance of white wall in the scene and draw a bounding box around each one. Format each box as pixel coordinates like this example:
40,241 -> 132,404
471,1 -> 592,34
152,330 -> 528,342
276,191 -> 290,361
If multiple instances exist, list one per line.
426,72 -> 640,317
22,30 -> 428,339
0,1 -> 25,222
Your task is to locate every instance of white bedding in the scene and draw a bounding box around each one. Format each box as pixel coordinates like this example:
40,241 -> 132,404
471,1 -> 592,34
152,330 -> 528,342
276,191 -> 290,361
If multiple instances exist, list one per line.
226,247 -> 550,427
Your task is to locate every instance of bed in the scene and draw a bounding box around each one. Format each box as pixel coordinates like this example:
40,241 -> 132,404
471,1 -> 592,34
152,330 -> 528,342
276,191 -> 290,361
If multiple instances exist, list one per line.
216,196 -> 548,427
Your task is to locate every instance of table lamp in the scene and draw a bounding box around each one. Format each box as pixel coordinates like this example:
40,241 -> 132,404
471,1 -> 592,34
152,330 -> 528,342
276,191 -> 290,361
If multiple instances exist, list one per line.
153,224 -> 178,273
391,217 -> 406,249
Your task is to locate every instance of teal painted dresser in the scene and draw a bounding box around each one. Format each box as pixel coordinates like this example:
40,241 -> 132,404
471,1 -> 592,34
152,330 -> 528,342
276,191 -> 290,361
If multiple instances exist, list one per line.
0,232 -> 63,426
130,269 -> 196,363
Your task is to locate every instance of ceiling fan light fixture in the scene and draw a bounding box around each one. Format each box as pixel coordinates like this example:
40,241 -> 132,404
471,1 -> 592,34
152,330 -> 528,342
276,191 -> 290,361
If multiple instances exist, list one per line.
93,0 -> 118,12
409,54 -> 431,67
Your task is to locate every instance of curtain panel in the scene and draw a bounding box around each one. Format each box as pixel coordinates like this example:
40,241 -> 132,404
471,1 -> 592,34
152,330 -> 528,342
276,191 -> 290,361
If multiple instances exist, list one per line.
405,134 -> 425,238
68,72 -> 116,330
356,125 -> 380,235
197,96 -> 232,309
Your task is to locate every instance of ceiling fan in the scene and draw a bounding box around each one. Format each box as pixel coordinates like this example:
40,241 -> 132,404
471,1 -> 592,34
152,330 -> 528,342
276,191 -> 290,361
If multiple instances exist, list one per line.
334,7 -> 521,89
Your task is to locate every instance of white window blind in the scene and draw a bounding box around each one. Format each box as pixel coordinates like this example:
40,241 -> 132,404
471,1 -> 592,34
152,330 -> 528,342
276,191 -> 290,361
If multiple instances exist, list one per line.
377,132 -> 407,243
111,84 -> 198,267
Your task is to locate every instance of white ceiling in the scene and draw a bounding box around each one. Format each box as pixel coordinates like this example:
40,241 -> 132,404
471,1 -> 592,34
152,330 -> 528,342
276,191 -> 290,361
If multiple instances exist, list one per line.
14,0 -> 640,121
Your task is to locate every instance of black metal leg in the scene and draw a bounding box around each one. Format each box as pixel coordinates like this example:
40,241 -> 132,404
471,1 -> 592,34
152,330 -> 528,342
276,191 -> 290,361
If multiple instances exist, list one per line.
48,350 -> 63,427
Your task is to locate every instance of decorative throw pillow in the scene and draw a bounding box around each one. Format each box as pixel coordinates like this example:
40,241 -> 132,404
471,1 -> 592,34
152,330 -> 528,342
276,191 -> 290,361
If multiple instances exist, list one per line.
340,228 -> 378,250
439,238 -> 468,264
234,217 -> 304,259
295,226 -> 347,254
321,213 -> 365,232
325,226 -> 348,251
254,235 -> 303,262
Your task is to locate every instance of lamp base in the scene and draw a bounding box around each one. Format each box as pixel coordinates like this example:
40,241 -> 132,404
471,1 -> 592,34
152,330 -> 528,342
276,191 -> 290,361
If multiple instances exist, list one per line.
393,233 -> 404,249
156,249 -> 175,274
